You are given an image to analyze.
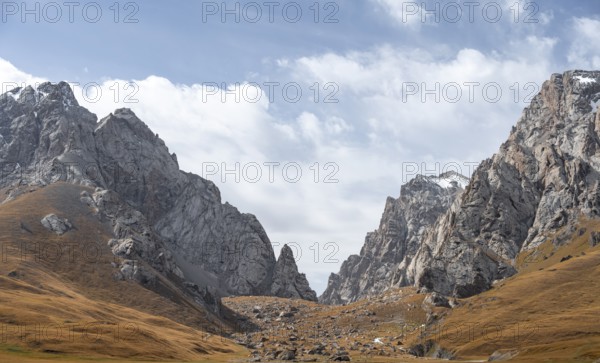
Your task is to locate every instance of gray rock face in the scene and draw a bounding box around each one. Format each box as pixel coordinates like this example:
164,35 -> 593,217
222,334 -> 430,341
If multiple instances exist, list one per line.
409,70 -> 600,297
320,172 -> 467,305
323,70 -> 600,303
40,213 -> 73,235
0,82 -> 314,302
270,245 -> 318,301
82,188 -> 184,281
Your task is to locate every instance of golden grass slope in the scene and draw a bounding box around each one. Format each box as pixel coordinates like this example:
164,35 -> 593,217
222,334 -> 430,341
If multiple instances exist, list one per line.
414,218 -> 600,362
0,183 -> 246,362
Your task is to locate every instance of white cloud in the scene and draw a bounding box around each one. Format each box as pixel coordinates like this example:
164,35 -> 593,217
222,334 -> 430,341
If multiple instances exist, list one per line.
568,17 -> 600,69
371,0 -> 424,28
0,59 -> 385,294
285,39 -> 556,147
297,112 -> 323,142
325,116 -> 353,135
0,58 -> 46,93
0,35 -> 560,294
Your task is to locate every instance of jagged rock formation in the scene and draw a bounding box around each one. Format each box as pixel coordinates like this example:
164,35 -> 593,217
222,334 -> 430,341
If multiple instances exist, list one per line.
0,82 -> 315,304
270,245 -> 318,301
81,188 -> 185,283
409,70 -> 600,297
323,70 -> 600,303
320,172 -> 468,304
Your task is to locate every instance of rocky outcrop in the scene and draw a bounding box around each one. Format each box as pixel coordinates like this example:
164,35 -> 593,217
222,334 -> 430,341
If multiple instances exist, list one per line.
91,108 -> 279,296
40,213 -> 73,235
271,245 -> 318,301
323,70 -> 600,303
0,82 -> 314,303
320,172 -> 467,305
81,188 -> 184,281
409,70 -> 600,297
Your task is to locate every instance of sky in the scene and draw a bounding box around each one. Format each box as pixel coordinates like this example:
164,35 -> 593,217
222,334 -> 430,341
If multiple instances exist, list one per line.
1,0 -> 599,294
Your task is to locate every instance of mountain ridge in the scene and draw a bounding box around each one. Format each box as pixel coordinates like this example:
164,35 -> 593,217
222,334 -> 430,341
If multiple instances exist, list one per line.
0,82 -> 317,306
322,69 -> 600,303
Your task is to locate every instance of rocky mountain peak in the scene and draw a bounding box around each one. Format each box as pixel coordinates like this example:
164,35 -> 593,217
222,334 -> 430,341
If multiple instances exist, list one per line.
324,70 -> 600,304
279,244 -> 295,260
401,172 -> 468,198
320,172 -> 467,305
0,82 -> 317,308
2,81 -> 79,111
407,69 -> 600,297
38,81 -> 79,107
271,244 -> 318,301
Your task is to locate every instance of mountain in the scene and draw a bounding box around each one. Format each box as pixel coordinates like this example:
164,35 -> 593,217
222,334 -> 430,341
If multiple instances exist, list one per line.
270,244 -> 318,301
0,182 -> 248,361
322,70 -> 600,303
320,172 -> 468,304
0,82 -> 317,307
409,70 -> 600,297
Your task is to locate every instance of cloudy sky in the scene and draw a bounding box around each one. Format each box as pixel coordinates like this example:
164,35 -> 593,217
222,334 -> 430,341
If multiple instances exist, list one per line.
1,0 -> 599,294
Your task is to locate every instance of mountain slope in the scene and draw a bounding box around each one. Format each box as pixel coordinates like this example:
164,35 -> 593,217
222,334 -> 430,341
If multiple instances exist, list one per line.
410,70 -> 600,297
323,70 -> 600,304
225,228 -> 600,362
0,182 -> 246,361
0,82 -> 316,301
412,220 -> 600,362
321,172 -> 468,304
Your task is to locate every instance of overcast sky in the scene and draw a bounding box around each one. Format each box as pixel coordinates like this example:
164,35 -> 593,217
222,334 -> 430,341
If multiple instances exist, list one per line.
1,0 -> 599,294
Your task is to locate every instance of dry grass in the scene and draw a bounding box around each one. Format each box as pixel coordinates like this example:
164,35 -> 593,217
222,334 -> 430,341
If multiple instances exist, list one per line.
223,218 -> 600,363
2,183 -> 599,362
413,218 -> 600,362
0,183 -> 247,362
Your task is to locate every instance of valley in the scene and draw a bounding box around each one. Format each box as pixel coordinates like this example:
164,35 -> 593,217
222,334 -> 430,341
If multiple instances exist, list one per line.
1,72 -> 600,362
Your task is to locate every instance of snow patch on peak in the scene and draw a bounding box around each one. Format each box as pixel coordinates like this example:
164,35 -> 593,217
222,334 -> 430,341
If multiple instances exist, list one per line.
7,87 -> 23,100
575,75 -> 597,84
427,171 -> 469,189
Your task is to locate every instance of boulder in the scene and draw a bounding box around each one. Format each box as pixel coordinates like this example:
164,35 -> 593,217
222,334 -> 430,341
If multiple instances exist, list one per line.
40,214 -> 73,235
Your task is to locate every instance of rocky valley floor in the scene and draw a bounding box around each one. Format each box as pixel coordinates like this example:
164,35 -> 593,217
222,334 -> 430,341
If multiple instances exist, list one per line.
0,183 -> 599,363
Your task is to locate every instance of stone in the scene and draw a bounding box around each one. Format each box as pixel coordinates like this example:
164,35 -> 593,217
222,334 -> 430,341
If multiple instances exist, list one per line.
423,292 -> 451,308
279,349 -> 296,360
40,214 -> 73,235
330,352 -> 351,361
408,340 -> 435,357
590,232 -> 600,247
488,349 -> 519,361
560,255 -> 573,262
